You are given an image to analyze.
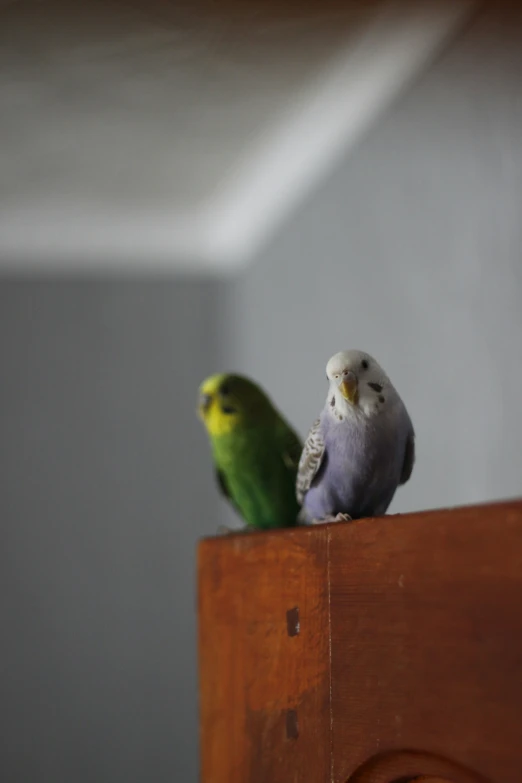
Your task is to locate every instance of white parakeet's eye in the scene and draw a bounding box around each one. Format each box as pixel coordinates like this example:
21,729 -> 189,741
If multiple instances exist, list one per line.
361,359 -> 369,370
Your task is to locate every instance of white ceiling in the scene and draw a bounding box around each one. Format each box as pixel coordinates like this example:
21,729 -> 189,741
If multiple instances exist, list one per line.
0,0 -> 475,273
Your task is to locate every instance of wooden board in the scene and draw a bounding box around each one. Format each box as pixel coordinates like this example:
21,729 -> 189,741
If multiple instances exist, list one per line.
198,526 -> 331,783
198,500 -> 522,783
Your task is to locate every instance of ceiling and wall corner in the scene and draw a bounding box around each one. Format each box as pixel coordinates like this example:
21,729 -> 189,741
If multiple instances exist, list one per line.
0,0 -> 477,272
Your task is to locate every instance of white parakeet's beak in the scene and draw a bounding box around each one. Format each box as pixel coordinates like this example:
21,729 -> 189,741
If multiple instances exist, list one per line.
339,371 -> 358,404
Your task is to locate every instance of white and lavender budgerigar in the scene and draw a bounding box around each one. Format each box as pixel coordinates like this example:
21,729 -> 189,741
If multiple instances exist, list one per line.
296,350 -> 415,524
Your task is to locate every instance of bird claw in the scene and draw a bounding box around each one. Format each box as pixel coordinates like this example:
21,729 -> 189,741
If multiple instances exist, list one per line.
216,525 -> 235,536
216,524 -> 252,536
310,513 -> 352,525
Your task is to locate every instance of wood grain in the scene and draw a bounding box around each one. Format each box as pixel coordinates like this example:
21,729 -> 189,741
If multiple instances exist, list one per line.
198,526 -> 331,783
198,499 -> 522,783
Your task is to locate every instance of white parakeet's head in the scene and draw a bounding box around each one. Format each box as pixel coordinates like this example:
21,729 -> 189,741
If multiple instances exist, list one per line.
325,349 -> 392,418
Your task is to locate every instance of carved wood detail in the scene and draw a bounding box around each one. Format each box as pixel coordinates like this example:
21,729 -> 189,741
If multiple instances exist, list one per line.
346,750 -> 493,783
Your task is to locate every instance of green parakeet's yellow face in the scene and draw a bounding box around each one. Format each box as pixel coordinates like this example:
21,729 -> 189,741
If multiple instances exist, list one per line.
197,373 -> 273,437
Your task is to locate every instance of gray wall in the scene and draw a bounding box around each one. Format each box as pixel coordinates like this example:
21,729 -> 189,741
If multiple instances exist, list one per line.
221,4 -> 522,526
0,280 -> 221,783
1,5 -> 522,783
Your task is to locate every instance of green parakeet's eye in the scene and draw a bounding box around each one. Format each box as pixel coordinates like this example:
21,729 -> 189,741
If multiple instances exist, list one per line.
219,382 -> 236,413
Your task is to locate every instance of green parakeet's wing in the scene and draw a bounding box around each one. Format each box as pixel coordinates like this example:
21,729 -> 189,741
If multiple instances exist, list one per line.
215,468 -> 243,517
296,418 -> 325,505
215,468 -> 229,498
281,426 -> 303,473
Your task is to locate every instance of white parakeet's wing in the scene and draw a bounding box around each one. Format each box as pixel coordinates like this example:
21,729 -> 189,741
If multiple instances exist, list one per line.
399,430 -> 415,485
296,418 -> 325,505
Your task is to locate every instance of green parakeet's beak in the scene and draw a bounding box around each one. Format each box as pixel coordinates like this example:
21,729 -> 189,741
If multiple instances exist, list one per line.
198,392 -> 212,418
339,371 -> 358,404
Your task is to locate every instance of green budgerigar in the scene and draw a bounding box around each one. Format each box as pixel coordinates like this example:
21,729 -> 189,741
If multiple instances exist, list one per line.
197,373 -> 303,531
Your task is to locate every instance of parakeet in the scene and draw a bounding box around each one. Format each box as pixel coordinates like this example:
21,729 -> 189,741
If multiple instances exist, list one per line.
296,350 -> 415,524
198,373 -> 303,531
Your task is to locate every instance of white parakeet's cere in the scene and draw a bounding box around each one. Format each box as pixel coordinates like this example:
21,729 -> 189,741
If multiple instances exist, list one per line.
297,350 -> 415,524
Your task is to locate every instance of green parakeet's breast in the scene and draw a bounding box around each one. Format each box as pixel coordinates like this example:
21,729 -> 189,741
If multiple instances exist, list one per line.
211,423 -> 301,530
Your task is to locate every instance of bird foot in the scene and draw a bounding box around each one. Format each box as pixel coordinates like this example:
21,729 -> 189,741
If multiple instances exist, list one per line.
216,525 -> 235,536
216,524 -> 251,536
310,513 -> 352,525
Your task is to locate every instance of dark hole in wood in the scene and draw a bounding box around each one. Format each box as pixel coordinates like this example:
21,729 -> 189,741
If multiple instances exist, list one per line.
286,606 -> 300,637
285,709 -> 299,740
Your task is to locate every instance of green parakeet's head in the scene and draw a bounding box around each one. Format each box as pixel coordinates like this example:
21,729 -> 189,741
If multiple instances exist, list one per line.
197,373 -> 275,437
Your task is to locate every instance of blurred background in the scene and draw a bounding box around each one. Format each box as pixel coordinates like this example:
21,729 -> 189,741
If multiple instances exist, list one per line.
1,1 -> 522,781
